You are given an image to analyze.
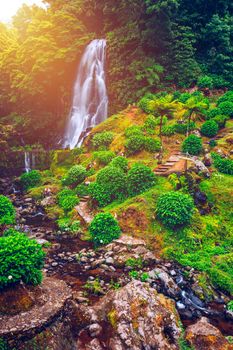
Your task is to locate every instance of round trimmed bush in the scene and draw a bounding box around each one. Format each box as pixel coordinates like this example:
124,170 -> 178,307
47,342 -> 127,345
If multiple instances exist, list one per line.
20,170 -> 41,190
89,213 -> 121,246
0,232 -> 45,288
0,195 -> 15,225
62,165 -> 87,186
88,182 -> 111,207
109,156 -> 128,172
125,135 -> 145,155
201,120 -> 219,137
127,163 -> 156,196
182,135 -> 202,155
57,188 -> 79,212
96,166 -> 127,201
92,131 -> 114,149
144,137 -> 161,153
156,191 -> 194,228
93,151 -> 115,165
218,101 -> 233,117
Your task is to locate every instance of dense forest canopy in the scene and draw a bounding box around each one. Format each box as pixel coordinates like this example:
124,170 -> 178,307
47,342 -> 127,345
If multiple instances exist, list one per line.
0,0 -> 232,146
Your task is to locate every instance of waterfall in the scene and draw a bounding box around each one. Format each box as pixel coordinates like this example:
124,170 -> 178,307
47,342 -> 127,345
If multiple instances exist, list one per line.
63,39 -> 108,149
24,152 -> 31,173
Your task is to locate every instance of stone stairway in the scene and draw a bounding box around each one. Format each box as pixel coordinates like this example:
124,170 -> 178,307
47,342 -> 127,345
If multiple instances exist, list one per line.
154,150 -> 185,176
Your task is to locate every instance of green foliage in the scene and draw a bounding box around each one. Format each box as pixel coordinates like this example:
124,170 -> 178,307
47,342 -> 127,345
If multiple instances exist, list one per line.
57,217 -> 80,233
125,134 -> 145,155
129,270 -> 139,279
93,151 -> 115,165
218,101 -> 233,118
211,153 -> 233,175
207,108 -> 221,119
0,232 -> 45,289
0,195 -> 15,226
227,300 -> 233,312
75,184 -> 89,197
217,91 -> 233,105
125,125 -> 143,138
161,124 -> 176,136
182,135 -> 202,155
209,139 -> 217,148
109,156 -> 128,172
89,166 -> 127,207
84,278 -> 103,295
201,120 -> 219,137
62,165 -> 87,186
20,170 -> 41,190
127,163 -> 156,196
92,131 -> 114,149
156,191 -> 194,228
144,137 -> 161,153
126,257 -> 143,268
57,188 -> 79,212
88,182 -> 111,207
140,272 -> 149,282
144,115 -> 158,130
175,121 -> 196,134
213,115 -> 229,128
197,75 -> 213,89
89,213 -> 121,246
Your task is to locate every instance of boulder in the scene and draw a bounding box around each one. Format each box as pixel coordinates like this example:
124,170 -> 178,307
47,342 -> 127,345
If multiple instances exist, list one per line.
185,317 -> 233,350
75,280 -> 182,349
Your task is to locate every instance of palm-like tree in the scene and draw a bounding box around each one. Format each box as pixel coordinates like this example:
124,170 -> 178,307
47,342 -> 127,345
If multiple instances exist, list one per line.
148,96 -> 181,161
184,97 -> 208,136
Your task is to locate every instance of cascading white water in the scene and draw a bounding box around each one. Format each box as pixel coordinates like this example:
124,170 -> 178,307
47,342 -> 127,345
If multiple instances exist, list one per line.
63,39 -> 108,149
24,152 -> 31,173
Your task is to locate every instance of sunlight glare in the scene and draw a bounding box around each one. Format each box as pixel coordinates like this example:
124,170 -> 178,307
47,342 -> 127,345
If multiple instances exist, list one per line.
0,0 -> 45,23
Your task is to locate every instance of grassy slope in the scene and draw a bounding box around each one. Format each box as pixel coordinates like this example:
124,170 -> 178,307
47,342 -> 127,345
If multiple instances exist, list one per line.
35,98 -> 233,294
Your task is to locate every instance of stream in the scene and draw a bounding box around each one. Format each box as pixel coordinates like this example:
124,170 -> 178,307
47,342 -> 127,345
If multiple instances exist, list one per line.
0,176 -> 232,338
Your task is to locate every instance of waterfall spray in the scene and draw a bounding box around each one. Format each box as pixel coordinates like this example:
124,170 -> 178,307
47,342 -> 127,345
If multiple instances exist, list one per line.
63,39 -> 108,149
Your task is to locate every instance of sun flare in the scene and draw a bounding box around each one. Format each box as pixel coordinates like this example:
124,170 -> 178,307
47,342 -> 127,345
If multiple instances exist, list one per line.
0,0 -> 44,22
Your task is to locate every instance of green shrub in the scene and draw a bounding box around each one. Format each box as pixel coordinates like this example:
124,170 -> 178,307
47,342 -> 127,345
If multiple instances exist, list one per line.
206,108 -> 221,119
213,115 -> 229,128
125,135 -> 145,155
20,170 -> 41,190
175,121 -> 196,134
161,124 -> 176,136
96,166 -> 127,201
201,120 -> 219,137
109,156 -> 128,172
218,101 -> 233,117
217,91 -> 233,105
125,125 -> 143,138
75,184 -> 89,197
88,182 -> 111,207
0,232 -> 45,289
62,165 -> 87,186
143,115 -> 158,134
57,217 -> 80,233
227,300 -> 233,312
156,191 -> 194,228
89,213 -> 121,246
182,135 -> 202,155
93,151 -> 115,165
197,75 -> 213,89
144,137 -> 161,152
209,268 -> 233,294
211,153 -> 233,175
127,163 -> 156,196
92,131 -> 114,149
138,95 -> 155,113
0,195 -> 15,225
178,93 -> 191,103
57,188 -> 79,211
